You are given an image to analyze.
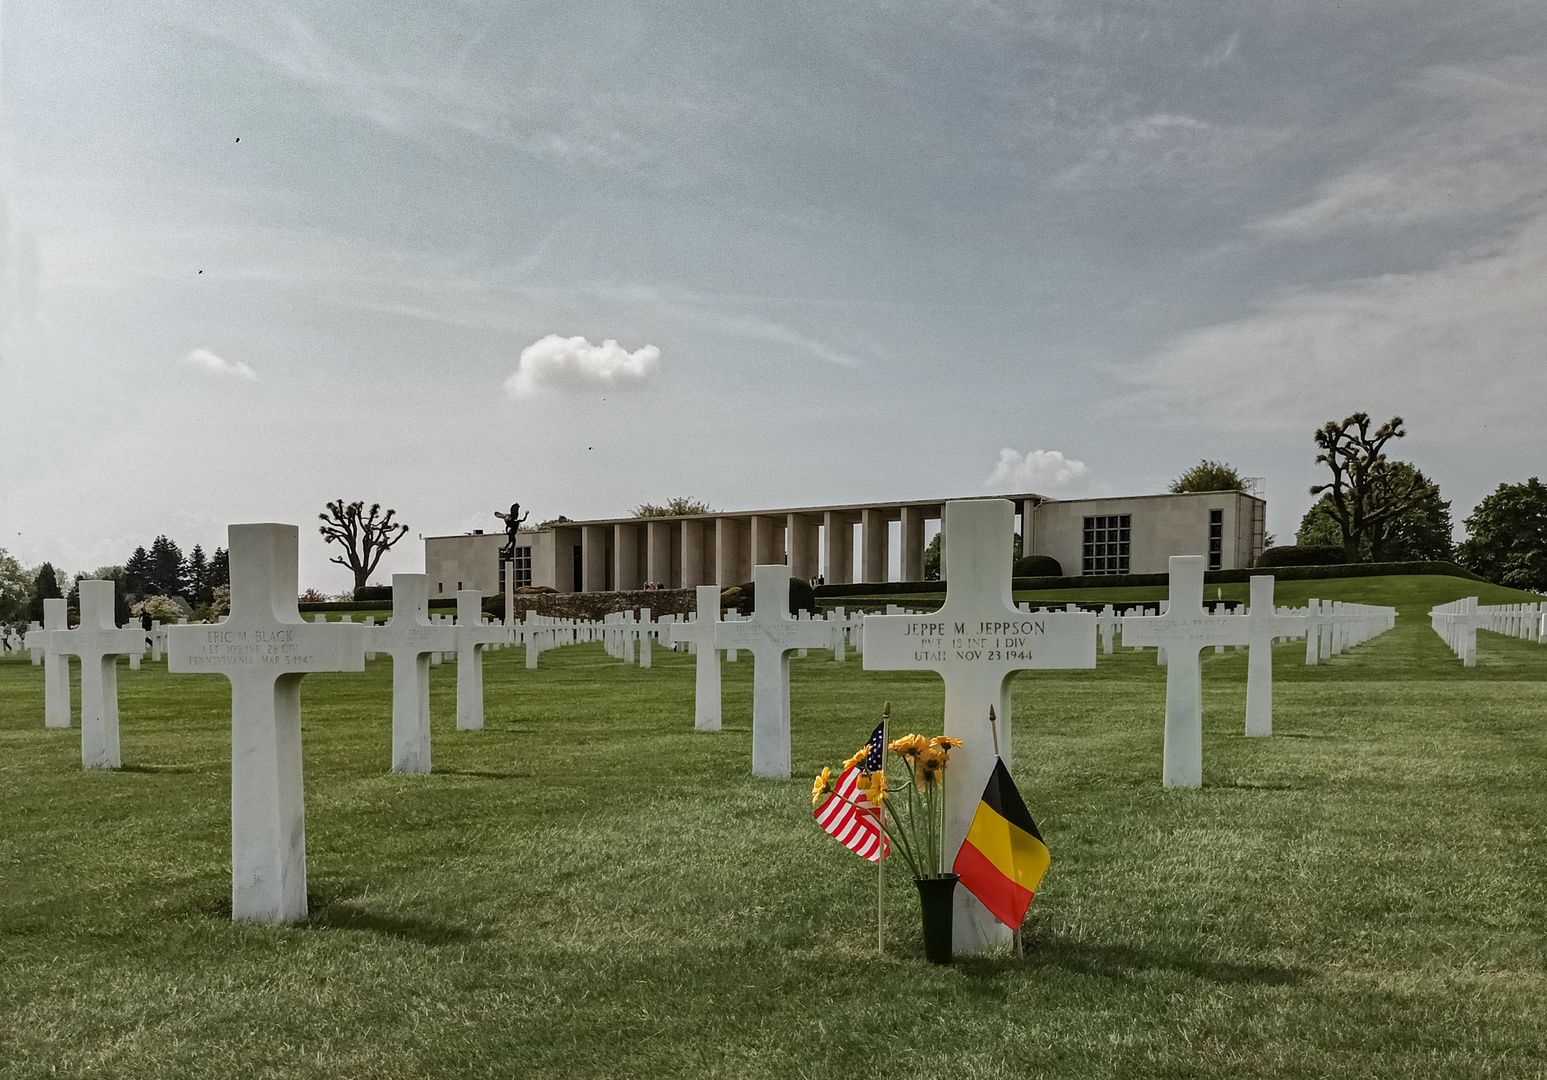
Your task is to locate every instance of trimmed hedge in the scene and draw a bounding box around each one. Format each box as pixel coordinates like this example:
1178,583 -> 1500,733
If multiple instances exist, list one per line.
1013,555 -> 1063,577
815,560 -> 1488,599
729,578 -> 818,616
299,598 -> 459,612
1256,545 -> 1345,568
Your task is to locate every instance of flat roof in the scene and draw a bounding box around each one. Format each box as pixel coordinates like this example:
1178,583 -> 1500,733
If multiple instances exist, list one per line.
422,488 -> 1262,540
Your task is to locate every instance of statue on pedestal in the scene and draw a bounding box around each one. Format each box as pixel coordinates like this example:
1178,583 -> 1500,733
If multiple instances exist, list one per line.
495,503 -> 530,565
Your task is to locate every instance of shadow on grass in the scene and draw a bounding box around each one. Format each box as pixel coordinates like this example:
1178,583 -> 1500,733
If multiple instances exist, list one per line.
118,762 -> 205,774
305,900 -> 489,945
433,768 -> 532,780
1011,933 -> 1308,986
1208,778 -> 1298,791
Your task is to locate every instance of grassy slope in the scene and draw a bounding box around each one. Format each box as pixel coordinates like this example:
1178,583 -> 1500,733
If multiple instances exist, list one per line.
1,576 -> 1544,1079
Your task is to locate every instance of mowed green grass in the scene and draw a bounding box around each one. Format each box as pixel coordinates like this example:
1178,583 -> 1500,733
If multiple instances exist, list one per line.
2,575 -> 1545,1079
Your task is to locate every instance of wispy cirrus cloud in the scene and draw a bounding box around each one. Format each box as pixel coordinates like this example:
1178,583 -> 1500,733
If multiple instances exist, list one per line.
1257,62 -> 1547,235
1124,209 -> 1547,433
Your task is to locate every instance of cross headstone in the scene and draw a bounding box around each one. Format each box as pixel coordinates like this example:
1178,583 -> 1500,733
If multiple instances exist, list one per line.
25,600 -> 71,727
863,499 -> 1095,953
1121,556 -> 1251,787
454,590 -> 506,730
667,586 -> 723,731
49,580 -> 145,769
714,565 -> 834,777
1095,604 -> 1119,654
166,523 -> 365,923
1242,576 -> 1308,737
365,574 -> 459,772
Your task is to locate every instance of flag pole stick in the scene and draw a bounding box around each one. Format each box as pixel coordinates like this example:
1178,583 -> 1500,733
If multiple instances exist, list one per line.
878,702 -> 889,956
989,706 -> 1025,961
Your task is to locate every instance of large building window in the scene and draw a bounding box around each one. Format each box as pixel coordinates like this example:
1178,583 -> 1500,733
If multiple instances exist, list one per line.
1083,515 -> 1131,575
1208,509 -> 1224,570
498,547 -> 533,591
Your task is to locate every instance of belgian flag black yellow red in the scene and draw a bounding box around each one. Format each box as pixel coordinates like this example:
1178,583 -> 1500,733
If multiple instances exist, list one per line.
952,759 -> 1050,928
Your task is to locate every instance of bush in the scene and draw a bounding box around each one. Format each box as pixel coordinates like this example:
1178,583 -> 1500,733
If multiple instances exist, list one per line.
353,585 -> 392,602
727,578 -> 816,616
1013,555 -> 1062,577
1256,545 -> 1346,568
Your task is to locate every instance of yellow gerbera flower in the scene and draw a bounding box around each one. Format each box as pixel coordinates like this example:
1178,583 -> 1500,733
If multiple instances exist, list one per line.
917,748 -> 947,791
867,770 -> 888,806
929,736 -> 963,752
888,733 -> 927,759
843,746 -> 868,770
811,767 -> 831,807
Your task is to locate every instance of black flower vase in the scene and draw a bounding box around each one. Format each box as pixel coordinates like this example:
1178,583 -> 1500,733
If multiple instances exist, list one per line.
914,873 -> 959,964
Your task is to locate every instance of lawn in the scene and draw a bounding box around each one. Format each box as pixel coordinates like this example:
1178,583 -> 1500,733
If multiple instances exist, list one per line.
2,574 -> 1545,1078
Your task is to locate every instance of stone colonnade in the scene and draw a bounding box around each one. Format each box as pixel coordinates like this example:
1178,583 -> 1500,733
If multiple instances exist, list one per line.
570,499 -> 1038,591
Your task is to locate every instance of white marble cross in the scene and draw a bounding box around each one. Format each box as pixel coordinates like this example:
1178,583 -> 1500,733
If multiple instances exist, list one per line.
365,574 -> 458,772
666,585 -> 723,731
863,499 -> 1095,954
25,618 -> 44,664
1095,605 -> 1120,655
25,599 -> 71,728
49,580 -> 145,768
454,590 -> 506,730
1121,556 -> 1250,787
1242,576 -> 1308,737
714,565 -> 834,777
166,523 -> 365,924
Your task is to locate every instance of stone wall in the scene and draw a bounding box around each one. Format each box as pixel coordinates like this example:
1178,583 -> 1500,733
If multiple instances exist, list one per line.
491,588 -> 702,623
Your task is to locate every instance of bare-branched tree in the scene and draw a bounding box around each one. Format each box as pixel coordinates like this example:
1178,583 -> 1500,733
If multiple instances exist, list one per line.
1310,413 -> 1437,563
318,500 -> 410,593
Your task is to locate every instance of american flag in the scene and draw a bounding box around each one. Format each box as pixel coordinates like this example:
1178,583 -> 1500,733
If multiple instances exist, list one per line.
813,722 -> 890,862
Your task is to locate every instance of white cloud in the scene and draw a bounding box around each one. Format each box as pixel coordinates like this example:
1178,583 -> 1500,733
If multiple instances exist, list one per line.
1124,209 -> 1547,433
504,334 -> 661,397
1257,63 -> 1547,235
184,347 -> 257,380
986,448 -> 1091,492
1057,112 -> 1297,190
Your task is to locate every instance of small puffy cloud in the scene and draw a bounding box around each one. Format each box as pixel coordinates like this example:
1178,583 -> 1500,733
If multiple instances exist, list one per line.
504,334 -> 660,397
986,448 -> 1092,492
185,347 -> 257,380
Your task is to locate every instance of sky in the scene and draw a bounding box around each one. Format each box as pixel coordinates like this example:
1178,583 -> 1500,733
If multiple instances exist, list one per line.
2,1 -> 1545,591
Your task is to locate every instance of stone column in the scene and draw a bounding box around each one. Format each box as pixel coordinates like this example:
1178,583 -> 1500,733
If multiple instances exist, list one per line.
1021,499 -> 1037,557
581,525 -> 609,592
614,523 -> 641,592
861,508 -> 889,583
648,520 -> 674,587
787,514 -> 819,582
823,511 -> 852,584
900,506 -> 926,581
680,520 -> 706,587
750,515 -> 783,566
716,517 -> 746,586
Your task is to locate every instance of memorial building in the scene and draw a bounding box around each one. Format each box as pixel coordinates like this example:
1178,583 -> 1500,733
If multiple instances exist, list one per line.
423,487 -> 1267,598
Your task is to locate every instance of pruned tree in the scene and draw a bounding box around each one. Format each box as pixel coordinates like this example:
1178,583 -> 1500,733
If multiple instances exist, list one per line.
318,500 -> 409,593
1169,460 -> 1245,493
1310,413 -> 1438,563
1298,461 -> 1453,562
